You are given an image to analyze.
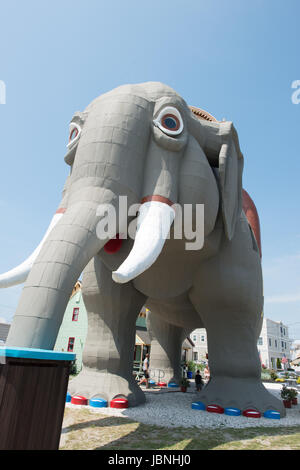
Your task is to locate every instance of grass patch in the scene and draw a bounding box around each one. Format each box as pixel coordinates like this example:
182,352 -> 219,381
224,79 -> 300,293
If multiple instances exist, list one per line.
60,407 -> 300,450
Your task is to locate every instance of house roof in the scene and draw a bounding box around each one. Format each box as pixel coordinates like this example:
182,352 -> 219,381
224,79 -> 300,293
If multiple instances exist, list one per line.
0,323 -> 10,343
70,280 -> 82,299
291,357 -> 300,366
183,337 -> 195,349
136,329 -> 151,346
135,330 -> 195,349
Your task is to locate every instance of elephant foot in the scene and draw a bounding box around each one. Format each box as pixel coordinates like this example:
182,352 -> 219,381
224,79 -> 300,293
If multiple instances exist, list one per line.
68,367 -> 146,407
197,377 -> 286,417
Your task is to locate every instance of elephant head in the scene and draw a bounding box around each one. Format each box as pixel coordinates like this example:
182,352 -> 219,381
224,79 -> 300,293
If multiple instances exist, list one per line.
0,82 -> 244,348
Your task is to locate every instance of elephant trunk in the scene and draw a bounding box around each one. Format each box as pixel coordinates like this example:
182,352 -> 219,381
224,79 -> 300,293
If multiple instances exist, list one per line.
112,198 -> 175,284
6,201 -> 111,349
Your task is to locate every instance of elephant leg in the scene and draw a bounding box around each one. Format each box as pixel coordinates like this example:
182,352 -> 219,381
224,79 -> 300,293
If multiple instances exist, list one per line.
146,310 -> 192,385
146,294 -> 202,385
189,220 -> 286,417
68,255 -> 146,406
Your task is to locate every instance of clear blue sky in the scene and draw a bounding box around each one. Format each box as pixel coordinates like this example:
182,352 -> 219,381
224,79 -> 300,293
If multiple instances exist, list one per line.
0,0 -> 299,339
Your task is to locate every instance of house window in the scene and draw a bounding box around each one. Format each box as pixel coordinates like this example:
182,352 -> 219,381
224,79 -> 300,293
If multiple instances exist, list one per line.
271,357 -> 275,368
258,337 -> 263,345
193,352 -> 198,361
275,340 -> 278,348
201,336 -> 205,342
72,308 -> 79,321
269,338 -> 272,347
193,335 -> 197,342
68,337 -> 75,352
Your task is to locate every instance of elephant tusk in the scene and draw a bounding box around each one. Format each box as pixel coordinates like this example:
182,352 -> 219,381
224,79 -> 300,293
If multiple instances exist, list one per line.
112,200 -> 175,284
0,209 -> 65,288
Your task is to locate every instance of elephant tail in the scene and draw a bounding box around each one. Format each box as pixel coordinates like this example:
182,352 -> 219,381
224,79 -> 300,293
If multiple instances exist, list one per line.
242,189 -> 262,258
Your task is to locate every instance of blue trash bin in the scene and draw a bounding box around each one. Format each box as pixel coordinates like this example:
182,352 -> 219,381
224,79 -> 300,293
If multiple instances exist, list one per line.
187,371 -> 193,379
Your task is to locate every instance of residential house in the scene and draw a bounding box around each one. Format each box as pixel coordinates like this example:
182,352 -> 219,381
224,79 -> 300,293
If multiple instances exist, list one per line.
190,317 -> 293,370
190,328 -> 208,362
257,318 -> 293,369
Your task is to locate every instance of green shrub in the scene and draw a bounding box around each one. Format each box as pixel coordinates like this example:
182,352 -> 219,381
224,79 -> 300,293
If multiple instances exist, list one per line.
180,377 -> 190,388
270,371 -> 278,381
187,361 -> 197,373
69,360 -> 80,376
281,386 -> 293,401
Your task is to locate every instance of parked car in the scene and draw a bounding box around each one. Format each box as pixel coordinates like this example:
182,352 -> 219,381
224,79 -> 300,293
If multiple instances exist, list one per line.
287,372 -> 298,379
277,371 -> 288,378
277,370 -> 298,379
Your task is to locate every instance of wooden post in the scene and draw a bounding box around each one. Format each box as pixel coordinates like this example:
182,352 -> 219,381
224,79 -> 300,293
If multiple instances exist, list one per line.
0,347 -> 75,450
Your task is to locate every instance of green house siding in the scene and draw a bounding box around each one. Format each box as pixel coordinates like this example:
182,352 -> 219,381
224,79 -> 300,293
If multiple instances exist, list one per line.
134,345 -> 142,363
54,287 -> 148,373
54,289 -> 88,373
136,315 -> 146,329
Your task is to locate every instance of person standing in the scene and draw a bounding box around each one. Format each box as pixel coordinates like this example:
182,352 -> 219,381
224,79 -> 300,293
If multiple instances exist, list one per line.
204,364 -> 210,383
138,353 -> 150,388
195,370 -> 203,391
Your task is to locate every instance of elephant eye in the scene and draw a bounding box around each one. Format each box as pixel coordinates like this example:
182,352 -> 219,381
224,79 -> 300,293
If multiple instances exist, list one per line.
67,123 -> 81,148
153,106 -> 184,136
161,114 -> 180,131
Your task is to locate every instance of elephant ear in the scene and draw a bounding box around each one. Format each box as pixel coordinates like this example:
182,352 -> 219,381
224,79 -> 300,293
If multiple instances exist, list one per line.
218,122 -> 244,240
189,113 -> 244,240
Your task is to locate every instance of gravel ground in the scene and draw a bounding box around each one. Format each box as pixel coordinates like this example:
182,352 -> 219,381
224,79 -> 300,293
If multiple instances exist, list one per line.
66,382 -> 300,429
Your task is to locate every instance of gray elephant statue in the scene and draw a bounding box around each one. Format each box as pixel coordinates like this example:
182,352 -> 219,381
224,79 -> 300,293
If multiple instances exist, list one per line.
0,82 -> 285,416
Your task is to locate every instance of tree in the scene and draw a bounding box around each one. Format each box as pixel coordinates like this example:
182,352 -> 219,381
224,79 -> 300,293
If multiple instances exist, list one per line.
276,358 -> 282,369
